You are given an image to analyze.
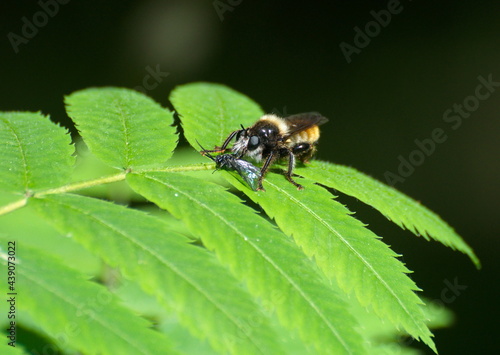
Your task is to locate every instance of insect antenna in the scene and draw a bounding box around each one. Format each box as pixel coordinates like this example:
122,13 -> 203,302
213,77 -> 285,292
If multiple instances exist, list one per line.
196,140 -> 216,161
197,140 -> 221,174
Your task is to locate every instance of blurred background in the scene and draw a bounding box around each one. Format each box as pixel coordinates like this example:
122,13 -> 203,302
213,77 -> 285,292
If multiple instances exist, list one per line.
1,0 -> 498,353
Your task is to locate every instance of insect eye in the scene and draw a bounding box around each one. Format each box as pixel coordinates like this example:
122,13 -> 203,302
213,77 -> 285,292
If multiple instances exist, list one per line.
248,136 -> 260,150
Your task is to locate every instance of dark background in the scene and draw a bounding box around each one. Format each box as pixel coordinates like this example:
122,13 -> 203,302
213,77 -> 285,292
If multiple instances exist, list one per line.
1,0 -> 499,353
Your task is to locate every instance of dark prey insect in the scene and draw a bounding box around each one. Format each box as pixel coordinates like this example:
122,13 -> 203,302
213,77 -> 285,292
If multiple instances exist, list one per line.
198,142 -> 262,191
203,112 -> 328,190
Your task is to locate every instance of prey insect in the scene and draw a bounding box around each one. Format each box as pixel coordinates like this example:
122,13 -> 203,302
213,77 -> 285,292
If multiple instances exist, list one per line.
203,112 -> 328,190
198,142 -> 263,191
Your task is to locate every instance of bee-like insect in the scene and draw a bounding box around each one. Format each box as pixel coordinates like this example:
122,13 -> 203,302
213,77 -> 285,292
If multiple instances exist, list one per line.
205,112 -> 328,190
198,143 -> 262,191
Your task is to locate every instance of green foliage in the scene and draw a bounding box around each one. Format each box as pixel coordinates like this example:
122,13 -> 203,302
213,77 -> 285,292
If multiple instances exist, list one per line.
170,82 -> 263,149
0,241 -> 177,354
65,87 -> 177,169
29,193 -> 283,355
0,112 -> 74,193
0,84 -> 479,354
127,171 -> 365,354
227,174 -> 434,350
295,162 -> 480,268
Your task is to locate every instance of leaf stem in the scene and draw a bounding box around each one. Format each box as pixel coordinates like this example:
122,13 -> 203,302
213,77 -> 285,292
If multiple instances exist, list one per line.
36,172 -> 128,197
0,198 -> 28,216
0,163 -> 216,216
144,163 -> 215,173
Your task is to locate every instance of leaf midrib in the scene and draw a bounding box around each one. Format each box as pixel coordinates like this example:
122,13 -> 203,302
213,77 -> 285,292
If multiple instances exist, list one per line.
214,88 -> 231,144
114,98 -> 132,167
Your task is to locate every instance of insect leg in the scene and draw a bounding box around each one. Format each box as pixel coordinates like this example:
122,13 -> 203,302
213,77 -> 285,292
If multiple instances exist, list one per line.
285,150 -> 304,190
257,151 -> 278,191
199,129 -> 241,155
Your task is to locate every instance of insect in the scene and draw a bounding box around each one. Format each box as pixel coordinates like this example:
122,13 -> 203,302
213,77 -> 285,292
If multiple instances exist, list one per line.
198,143 -> 263,191
204,112 -> 328,190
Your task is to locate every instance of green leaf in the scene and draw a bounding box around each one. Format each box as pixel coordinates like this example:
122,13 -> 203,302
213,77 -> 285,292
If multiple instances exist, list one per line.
127,171 -> 366,354
171,82 -> 436,351
0,203 -> 100,276
169,82 -> 263,149
295,161 -> 480,268
0,82 -> 471,354
29,193 -> 283,355
0,112 -> 73,193
229,173 -> 436,352
65,87 -> 176,169
0,243 -> 176,355
70,138 -> 141,202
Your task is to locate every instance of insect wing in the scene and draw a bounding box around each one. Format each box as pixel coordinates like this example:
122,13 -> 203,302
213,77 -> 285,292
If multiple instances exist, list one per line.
212,154 -> 261,190
233,159 -> 262,191
283,112 -> 328,137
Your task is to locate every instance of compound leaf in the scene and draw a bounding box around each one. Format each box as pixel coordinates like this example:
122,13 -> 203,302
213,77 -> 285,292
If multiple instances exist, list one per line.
170,82 -> 437,351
